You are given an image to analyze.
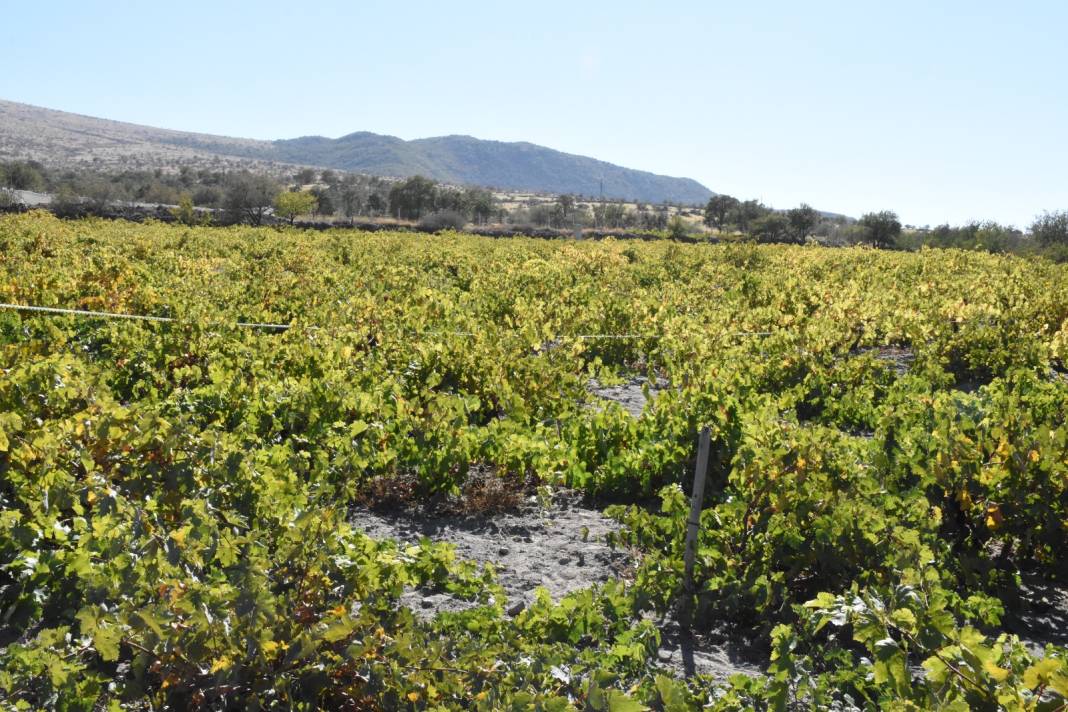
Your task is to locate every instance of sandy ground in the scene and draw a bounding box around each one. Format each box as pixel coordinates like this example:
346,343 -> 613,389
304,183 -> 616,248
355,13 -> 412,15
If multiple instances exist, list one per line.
653,618 -> 763,681
353,494 -> 630,614
1002,575 -> 1068,655
587,377 -> 669,417
852,344 -> 916,375
351,493 -> 761,681
11,190 -> 52,206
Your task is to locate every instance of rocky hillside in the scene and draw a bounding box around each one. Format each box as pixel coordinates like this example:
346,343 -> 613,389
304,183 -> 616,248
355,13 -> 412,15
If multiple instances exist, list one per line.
0,99 -> 713,204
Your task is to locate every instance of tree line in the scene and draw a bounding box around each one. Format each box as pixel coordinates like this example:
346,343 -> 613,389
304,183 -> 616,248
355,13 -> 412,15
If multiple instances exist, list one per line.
0,161 -> 697,231
3,159 -> 1067,259
702,192 -> 1068,259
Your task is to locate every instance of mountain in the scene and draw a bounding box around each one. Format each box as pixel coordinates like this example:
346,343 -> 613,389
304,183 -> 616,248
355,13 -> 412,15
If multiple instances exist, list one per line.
0,99 -> 713,204
271,133 -> 713,204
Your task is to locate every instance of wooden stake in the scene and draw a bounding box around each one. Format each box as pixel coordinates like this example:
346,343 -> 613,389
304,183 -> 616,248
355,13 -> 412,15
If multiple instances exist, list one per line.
683,427 -> 712,594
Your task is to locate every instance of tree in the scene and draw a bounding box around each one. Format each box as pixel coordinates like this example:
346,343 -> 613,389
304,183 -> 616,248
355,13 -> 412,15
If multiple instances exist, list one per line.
388,175 -> 437,220
729,199 -> 770,233
311,187 -> 333,216
465,188 -> 496,225
910,221 -> 1022,252
273,190 -> 318,224
1,161 -> 45,191
529,203 -> 560,228
295,168 -> 316,185
192,185 -> 223,207
751,212 -> 791,243
557,194 -> 576,223
224,172 -> 279,225
338,181 -> 364,218
0,187 -> 19,210
1030,210 -> 1068,247
703,194 -> 740,229
786,204 -> 820,244
367,193 -> 385,216
858,210 -> 902,248
82,177 -> 116,213
599,203 -> 627,229
435,188 -> 467,215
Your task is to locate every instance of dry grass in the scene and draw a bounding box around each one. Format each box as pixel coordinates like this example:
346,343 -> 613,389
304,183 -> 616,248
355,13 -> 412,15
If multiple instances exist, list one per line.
357,466 -> 524,515
358,473 -> 420,511
459,469 -> 523,515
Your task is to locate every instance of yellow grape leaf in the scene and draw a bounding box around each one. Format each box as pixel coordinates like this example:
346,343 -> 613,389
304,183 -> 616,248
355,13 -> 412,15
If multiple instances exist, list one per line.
985,504 -> 1003,530
170,527 -> 190,546
1022,658 -> 1063,689
982,658 -> 1010,682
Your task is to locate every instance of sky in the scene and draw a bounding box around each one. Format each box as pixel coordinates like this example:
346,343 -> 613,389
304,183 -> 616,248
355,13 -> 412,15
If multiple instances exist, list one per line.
3,0 -> 1066,227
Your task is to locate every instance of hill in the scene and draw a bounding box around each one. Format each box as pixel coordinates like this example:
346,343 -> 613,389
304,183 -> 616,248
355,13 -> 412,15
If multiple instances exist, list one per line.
0,99 -> 713,204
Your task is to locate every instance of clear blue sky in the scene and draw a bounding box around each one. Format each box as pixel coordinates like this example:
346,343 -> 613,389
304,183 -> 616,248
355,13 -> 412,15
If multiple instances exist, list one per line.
3,0 -> 1066,227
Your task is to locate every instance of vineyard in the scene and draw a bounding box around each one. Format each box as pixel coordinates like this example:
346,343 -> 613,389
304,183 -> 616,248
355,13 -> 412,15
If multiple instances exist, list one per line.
1,210 -> 1067,710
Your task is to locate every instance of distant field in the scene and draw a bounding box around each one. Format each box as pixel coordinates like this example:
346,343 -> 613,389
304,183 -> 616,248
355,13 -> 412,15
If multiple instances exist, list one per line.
2,213 -> 1066,709
494,190 -> 708,227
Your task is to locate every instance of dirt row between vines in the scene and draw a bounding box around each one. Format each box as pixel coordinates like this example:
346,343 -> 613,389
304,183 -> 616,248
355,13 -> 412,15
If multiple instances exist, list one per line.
352,492 -> 762,682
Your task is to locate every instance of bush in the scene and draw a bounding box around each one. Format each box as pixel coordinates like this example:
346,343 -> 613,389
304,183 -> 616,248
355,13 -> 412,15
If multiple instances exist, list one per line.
418,210 -> 467,231
170,194 -> 210,226
50,186 -> 84,218
1038,243 -> 1068,263
192,185 -> 223,207
666,214 -> 690,240
0,161 -> 45,191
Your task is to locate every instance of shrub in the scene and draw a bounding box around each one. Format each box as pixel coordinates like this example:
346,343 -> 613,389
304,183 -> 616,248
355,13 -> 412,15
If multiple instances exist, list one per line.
0,161 -> 45,191
192,185 -> 223,207
419,210 -> 467,231
667,214 -> 690,240
50,186 -> 84,218
170,194 -> 210,226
